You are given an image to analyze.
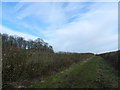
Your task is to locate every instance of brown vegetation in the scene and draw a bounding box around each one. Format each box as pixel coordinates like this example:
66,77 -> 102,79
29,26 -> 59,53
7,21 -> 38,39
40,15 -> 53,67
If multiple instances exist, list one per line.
98,50 -> 119,76
1,33 -> 94,88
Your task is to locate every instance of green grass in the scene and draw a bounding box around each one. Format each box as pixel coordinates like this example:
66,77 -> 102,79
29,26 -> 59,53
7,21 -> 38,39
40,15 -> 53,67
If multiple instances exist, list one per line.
31,56 -> 119,88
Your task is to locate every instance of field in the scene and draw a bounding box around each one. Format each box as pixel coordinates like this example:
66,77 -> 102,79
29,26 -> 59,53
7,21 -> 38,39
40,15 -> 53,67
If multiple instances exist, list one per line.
1,34 -> 119,88
31,56 -> 119,88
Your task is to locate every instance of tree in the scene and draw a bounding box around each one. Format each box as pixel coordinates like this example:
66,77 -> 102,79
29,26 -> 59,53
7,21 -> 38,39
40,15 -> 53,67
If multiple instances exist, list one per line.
2,34 -> 8,51
9,36 -> 14,49
1,33 -> 54,52
49,45 -> 53,51
34,38 -> 43,50
23,40 -> 27,49
17,37 -> 24,48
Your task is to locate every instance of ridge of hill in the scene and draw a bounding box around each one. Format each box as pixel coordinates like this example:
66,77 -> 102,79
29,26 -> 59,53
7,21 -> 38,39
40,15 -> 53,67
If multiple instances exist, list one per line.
2,33 -> 119,88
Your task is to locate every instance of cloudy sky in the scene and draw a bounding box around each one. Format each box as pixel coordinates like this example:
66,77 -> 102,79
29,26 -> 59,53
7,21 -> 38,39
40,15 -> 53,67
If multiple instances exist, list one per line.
1,2 -> 118,53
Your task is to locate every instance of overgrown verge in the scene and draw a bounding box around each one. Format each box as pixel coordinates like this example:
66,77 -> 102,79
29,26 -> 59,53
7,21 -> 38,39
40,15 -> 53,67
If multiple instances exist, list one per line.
98,50 -> 119,77
2,50 -> 93,88
31,56 -> 119,88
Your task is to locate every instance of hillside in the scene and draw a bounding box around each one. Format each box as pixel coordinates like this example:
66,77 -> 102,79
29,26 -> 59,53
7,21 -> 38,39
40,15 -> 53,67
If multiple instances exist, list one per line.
31,56 -> 119,88
1,33 -> 119,89
98,50 -> 119,75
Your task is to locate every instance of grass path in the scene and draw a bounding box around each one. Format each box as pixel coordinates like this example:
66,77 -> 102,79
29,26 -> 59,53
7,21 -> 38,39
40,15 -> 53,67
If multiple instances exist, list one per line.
30,56 -> 119,88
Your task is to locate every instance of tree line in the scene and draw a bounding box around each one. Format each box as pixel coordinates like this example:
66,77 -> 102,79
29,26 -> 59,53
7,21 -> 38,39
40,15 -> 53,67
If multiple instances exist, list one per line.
1,33 -> 53,52
1,33 -> 95,88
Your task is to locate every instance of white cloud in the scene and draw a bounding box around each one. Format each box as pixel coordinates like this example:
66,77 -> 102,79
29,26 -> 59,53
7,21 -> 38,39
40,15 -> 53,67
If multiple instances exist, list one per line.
1,25 -> 38,40
15,2 -> 90,30
2,2 -> 118,53
43,2 -> 118,53
17,3 -> 65,23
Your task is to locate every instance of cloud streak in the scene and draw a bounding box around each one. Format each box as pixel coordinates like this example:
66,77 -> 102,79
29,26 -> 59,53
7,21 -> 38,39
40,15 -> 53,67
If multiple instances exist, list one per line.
43,2 -> 118,53
2,2 -> 118,53
1,25 -> 38,40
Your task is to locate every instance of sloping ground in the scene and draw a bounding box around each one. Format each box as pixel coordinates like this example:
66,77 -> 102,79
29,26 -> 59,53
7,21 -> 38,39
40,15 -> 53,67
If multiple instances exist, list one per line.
31,56 -> 119,88
98,50 -> 119,74
2,52 -> 94,88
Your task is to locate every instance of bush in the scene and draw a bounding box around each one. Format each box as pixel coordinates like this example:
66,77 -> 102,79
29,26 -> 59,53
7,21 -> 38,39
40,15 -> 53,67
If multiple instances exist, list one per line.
2,50 -> 94,84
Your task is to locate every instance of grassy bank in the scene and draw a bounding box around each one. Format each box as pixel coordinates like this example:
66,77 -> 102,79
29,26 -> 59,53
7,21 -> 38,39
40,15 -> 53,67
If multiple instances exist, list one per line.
2,50 -> 93,88
31,56 -> 119,88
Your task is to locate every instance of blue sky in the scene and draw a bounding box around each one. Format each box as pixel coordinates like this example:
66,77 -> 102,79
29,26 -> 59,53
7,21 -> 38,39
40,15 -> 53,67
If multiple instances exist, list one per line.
1,2 -> 118,53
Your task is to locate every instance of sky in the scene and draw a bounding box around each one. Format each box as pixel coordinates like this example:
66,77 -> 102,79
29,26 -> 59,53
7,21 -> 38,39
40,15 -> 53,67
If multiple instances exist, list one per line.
1,1 -> 118,53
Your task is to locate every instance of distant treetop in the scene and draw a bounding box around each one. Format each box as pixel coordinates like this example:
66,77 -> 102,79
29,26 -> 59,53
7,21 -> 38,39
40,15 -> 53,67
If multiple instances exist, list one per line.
1,33 -> 53,53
